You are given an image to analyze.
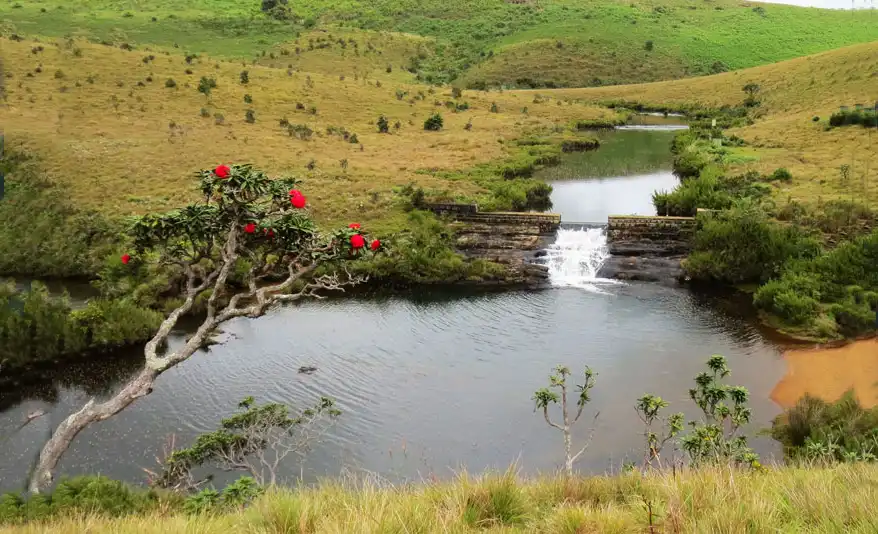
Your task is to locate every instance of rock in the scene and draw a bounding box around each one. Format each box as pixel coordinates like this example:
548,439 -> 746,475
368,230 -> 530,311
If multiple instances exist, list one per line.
598,255 -> 686,284
298,366 -> 318,374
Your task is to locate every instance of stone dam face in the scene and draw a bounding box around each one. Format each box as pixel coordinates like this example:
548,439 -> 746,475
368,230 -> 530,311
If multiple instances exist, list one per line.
599,215 -> 696,283
428,204 -> 698,286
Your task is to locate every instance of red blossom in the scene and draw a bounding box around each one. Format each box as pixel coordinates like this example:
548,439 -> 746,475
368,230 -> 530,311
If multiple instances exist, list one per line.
121,254 -> 131,265
290,193 -> 306,209
263,228 -> 275,237
244,223 -> 256,234
348,223 -> 361,230
214,164 -> 231,179
350,234 -> 365,249
370,239 -> 381,251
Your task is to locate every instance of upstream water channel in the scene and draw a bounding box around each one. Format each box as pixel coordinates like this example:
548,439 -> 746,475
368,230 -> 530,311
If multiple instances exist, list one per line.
0,125 -> 790,492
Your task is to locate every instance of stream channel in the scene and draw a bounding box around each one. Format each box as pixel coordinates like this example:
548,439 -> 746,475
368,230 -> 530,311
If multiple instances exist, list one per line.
0,124 -> 790,492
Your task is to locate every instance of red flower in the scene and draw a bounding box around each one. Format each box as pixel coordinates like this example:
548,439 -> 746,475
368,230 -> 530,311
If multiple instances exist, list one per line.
244,223 -> 256,234
350,234 -> 365,249
214,164 -> 231,179
121,254 -> 131,265
370,239 -> 381,251
290,193 -> 306,209
263,228 -> 275,237
348,223 -> 361,230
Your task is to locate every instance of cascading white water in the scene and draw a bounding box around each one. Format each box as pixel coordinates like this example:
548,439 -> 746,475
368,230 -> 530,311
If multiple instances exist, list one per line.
543,227 -> 615,290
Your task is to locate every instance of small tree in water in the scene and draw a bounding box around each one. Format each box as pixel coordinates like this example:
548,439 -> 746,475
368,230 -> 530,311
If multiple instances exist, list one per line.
147,396 -> 340,490
533,365 -> 598,476
28,164 -> 380,493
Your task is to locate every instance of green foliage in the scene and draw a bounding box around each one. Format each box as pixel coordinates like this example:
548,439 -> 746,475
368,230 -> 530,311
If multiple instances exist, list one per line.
490,102 -> 499,113
0,280 -> 162,373
684,202 -> 822,284
376,114 -> 389,134
352,211 -> 505,285
829,109 -> 878,128
680,355 -> 760,468
772,392 -> 878,464
183,477 -> 263,514
754,229 -> 878,337
197,76 -> 216,97
154,397 -> 340,490
0,476 -> 173,525
767,167 -> 792,182
239,69 -> 249,84
423,112 -> 443,131
635,394 -> 684,468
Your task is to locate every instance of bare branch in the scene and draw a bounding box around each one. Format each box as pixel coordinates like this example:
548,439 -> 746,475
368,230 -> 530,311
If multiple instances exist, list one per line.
542,406 -> 564,432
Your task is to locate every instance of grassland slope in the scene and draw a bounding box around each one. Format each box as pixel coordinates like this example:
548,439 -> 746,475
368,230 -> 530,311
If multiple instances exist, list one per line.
531,41 -> 878,205
0,36 -> 611,232
2,0 -> 878,88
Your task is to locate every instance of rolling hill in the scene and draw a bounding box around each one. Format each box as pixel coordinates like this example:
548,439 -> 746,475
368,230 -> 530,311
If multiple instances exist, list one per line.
2,0 -> 878,88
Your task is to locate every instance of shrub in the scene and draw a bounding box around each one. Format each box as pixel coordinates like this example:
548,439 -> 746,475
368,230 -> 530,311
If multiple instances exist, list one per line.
243,93 -> 252,104
768,167 -> 792,182
772,392 -> 878,462
377,115 -> 389,133
348,133 -> 359,144
490,102 -> 499,113
197,76 -> 216,97
214,113 -> 225,125
424,113 -> 443,131
644,40 -> 654,51
451,86 -> 463,99
685,202 -> 822,284
829,109 -> 878,128
164,78 -> 176,88
0,476 -> 171,525
245,109 -> 256,123
239,70 -> 249,84
200,107 -> 210,118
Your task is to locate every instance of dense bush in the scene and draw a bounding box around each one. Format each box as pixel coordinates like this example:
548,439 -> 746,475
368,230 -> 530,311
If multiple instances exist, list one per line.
423,112 -> 444,131
828,109 -> 878,128
0,476 -> 175,525
0,281 -> 162,373
653,167 -> 772,217
351,212 -> 505,285
684,202 -> 822,284
754,229 -> 878,335
772,392 -> 878,463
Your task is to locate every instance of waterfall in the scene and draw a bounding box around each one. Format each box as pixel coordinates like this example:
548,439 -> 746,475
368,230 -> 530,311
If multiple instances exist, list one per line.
543,227 -> 615,290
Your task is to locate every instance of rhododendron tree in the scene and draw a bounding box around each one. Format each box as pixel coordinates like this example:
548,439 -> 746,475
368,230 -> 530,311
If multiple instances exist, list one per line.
29,164 -> 378,493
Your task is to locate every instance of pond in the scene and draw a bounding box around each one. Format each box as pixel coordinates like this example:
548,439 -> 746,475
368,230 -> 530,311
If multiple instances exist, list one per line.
0,128 -> 790,493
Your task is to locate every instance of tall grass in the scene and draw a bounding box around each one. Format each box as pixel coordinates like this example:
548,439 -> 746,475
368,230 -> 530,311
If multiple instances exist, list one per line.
5,465 -> 878,533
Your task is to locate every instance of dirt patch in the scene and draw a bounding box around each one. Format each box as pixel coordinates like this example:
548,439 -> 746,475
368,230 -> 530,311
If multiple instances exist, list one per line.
771,339 -> 878,408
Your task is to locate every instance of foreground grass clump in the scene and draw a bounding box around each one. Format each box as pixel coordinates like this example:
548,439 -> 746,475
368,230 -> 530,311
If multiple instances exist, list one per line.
4,465 -> 878,532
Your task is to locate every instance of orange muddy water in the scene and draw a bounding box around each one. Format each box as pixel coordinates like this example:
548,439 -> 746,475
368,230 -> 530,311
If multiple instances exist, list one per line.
771,339 -> 878,408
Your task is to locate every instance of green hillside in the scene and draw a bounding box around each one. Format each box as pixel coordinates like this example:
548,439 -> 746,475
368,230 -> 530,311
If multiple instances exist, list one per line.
3,0 -> 878,88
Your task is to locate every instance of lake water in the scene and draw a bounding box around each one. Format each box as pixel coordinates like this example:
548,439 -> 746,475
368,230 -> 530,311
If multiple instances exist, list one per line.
0,128 -> 789,493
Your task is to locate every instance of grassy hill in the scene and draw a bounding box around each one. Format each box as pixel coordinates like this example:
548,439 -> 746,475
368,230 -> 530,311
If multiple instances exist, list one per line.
2,0 -> 878,88
0,36 -> 612,233
3,465 -> 878,533
536,41 -> 878,206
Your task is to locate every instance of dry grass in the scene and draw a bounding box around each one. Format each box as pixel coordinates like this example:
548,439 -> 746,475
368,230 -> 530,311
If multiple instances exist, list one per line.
534,41 -> 878,206
0,36 -> 611,232
5,464 -> 878,533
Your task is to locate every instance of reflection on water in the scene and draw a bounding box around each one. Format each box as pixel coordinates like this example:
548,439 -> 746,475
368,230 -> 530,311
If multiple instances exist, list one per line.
537,130 -> 677,180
